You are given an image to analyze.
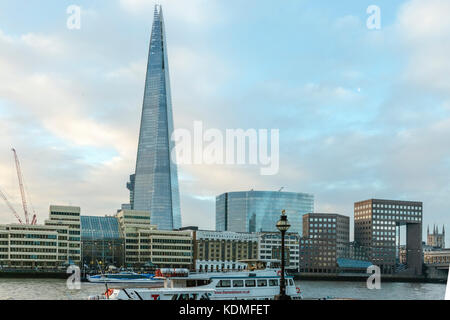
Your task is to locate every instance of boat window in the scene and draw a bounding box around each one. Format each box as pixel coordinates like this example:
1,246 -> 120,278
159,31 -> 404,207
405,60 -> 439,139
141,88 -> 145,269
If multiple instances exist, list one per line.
245,280 -> 256,287
257,280 -> 267,287
216,280 -> 231,288
233,280 -> 244,287
269,279 -> 278,287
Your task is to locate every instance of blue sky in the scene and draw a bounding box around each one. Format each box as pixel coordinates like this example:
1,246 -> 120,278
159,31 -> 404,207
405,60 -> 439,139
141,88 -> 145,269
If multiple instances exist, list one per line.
0,0 -> 450,243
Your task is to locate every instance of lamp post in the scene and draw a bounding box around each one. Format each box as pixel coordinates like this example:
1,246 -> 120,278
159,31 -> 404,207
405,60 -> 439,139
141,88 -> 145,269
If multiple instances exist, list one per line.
275,210 -> 291,300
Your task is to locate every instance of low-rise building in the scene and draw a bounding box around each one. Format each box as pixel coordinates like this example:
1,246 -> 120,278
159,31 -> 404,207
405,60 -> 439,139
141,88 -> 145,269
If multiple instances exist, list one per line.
258,232 -> 300,271
188,230 -> 258,272
116,209 -> 193,269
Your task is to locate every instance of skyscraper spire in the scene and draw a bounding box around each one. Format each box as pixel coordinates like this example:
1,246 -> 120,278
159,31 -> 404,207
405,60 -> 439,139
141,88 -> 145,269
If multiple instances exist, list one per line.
127,5 -> 181,230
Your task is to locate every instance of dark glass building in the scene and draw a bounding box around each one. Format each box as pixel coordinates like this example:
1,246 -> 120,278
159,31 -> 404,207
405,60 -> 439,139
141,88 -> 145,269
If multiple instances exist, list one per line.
126,5 -> 181,230
81,216 -> 124,268
216,190 -> 314,235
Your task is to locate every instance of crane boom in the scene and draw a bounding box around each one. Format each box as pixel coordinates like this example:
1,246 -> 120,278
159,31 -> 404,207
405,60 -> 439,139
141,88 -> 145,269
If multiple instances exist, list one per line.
12,148 -> 29,224
0,188 -> 24,224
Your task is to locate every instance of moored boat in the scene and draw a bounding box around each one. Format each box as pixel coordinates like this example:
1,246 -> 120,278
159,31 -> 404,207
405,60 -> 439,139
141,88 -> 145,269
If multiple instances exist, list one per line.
88,261 -> 303,300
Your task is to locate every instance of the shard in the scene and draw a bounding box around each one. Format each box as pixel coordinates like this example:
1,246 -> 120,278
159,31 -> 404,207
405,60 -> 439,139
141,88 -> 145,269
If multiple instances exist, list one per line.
126,5 -> 181,230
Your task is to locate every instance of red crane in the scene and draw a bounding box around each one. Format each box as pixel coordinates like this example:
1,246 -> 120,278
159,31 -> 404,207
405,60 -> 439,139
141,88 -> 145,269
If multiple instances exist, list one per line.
12,148 -> 30,224
0,188 -> 24,224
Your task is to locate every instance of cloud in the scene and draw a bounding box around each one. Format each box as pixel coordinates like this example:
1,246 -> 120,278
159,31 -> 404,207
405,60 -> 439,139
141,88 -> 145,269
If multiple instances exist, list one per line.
396,0 -> 450,94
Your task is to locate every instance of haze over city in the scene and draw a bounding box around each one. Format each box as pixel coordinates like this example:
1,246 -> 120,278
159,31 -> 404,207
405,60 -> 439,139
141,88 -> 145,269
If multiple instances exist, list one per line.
0,0 -> 449,244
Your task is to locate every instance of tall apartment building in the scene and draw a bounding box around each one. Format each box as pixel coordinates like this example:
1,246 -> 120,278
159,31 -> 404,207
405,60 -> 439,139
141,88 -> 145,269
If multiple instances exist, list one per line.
190,230 -> 258,272
44,205 -> 81,264
299,213 -> 350,273
116,209 -> 192,268
258,232 -> 300,271
354,199 -> 423,275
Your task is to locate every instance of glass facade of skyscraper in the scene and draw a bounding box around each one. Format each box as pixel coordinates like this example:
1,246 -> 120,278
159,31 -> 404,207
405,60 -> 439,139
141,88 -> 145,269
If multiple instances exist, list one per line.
216,191 -> 314,235
126,5 -> 181,230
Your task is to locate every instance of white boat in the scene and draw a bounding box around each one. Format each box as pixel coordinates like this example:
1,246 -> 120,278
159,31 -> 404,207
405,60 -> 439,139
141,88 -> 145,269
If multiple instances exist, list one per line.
88,261 -> 303,300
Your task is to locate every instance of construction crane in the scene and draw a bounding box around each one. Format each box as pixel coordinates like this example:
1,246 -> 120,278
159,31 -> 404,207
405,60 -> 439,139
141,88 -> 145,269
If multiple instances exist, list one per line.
0,188 -> 24,224
278,187 -> 284,192
12,148 -> 30,224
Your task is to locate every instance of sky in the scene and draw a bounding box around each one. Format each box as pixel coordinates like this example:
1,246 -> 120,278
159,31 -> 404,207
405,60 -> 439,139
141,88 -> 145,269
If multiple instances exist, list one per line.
0,0 -> 449,243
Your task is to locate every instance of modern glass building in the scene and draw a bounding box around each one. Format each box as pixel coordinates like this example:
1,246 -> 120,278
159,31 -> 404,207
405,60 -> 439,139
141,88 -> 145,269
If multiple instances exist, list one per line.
126,5 -> 181,230
80,216 -> 124,268
216,191 -> 314,235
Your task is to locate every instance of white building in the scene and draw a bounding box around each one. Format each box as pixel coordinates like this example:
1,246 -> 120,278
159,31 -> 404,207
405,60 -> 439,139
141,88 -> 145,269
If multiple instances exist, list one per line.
258,232 -> 300,271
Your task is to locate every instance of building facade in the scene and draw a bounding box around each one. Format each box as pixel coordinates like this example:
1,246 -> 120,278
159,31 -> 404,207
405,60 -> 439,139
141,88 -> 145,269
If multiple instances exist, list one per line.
354,199 -> 423,274
44,205 -> 81,264
427,225 -> 445,249
258,232 -> 300,271
192,230 -> 258,272
125,4 -> 181,230
299,213 -> 350,273
0,224 -> 69,269
216,190 -> 314,235
116,210 -> 192,268
80,216 -> 124,268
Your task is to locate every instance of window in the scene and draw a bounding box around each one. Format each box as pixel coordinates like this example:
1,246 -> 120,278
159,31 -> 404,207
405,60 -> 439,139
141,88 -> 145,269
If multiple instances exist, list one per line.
245,280 -> 256,287
217,280 -> 231,288
257,279 -> 267,287
233,280 -> 244,287
269,279 -> 278,286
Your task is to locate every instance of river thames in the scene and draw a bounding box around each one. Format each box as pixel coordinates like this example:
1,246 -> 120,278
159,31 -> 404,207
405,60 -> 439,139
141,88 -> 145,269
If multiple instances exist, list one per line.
0,279 -> 445,300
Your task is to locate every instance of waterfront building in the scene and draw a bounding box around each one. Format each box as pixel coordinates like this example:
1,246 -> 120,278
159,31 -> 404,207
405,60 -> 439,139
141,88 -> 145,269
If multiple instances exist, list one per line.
258,232 -> 300,272
354,199 -> 423,275
80,216 -> 124,268
124,4 -> 181,230
44,205 -> 81,264
423,248 -> 450,265
216,190 -> 314,235
427,225 -> 445,249
188,229 -> 258,272
0,224 -> 70,269
299,213 -> 350,273
116,210 -> 192,269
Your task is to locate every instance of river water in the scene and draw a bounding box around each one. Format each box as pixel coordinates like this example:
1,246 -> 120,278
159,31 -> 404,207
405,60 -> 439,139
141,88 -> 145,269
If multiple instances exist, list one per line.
0,278 -> 446,300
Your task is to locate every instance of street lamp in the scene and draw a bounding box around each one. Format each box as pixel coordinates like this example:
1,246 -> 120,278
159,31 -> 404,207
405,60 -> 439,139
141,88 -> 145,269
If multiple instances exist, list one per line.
275,209 -> 291,300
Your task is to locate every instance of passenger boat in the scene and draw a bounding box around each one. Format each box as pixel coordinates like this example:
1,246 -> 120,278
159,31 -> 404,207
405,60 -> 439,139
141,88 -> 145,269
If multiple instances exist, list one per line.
87,271 -> 164,286
88,261 -> 302,300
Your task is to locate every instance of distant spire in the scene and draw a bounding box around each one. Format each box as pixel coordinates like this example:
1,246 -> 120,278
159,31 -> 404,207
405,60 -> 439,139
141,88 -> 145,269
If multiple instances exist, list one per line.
443,225 -> 445,234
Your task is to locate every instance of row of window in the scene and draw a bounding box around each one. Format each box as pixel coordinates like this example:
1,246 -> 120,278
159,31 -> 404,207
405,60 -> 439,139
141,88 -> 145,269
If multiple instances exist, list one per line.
216,278 -> 294,288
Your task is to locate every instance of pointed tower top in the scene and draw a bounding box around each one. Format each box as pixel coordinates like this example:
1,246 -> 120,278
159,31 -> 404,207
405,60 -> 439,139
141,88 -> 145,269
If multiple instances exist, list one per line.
427,225 -> 430,235
443,225 -> 445,234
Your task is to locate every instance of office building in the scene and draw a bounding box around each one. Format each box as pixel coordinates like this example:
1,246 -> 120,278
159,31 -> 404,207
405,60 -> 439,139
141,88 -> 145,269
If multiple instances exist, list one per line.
116,209 -> 192,268
354,199 -> 423,275
80,216 -> 124,268
258,232 -> 300,271
216,190 -> 314,235
299,213 -> 350,273
190,230 -> 258,272
125,4 -> 181,230
44,205 -> 81,264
